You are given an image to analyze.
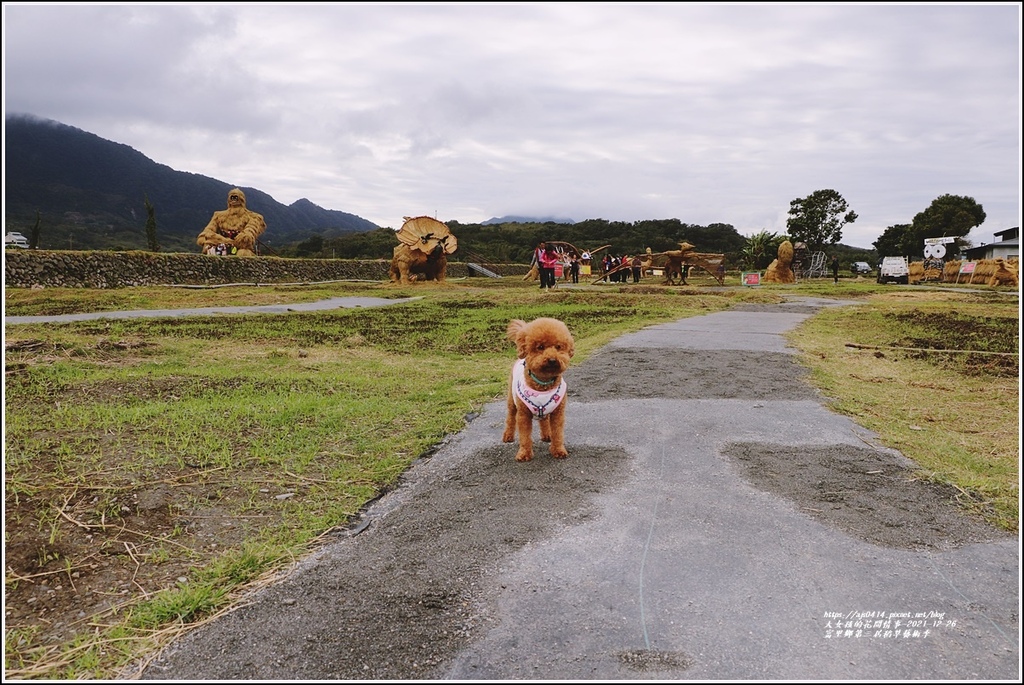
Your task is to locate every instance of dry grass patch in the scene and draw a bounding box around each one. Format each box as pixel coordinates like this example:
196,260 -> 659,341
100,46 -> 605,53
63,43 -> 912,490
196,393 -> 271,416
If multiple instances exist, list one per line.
787,289 -> 1019,531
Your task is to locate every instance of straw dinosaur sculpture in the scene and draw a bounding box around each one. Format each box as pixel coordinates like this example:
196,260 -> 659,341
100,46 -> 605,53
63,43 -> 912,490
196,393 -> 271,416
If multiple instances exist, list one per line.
389,216 -> 458,285
636,242 -> 726,286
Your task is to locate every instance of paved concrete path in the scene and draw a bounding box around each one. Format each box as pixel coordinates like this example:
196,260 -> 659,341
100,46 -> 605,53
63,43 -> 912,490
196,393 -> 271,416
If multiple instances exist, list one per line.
3,296 -> 420,325
136,296 -> 1018,680
448,299 -> 1018,680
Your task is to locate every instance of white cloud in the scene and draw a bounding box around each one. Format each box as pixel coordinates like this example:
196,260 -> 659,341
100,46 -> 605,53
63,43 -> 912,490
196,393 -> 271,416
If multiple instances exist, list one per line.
3,2 -> 1019,245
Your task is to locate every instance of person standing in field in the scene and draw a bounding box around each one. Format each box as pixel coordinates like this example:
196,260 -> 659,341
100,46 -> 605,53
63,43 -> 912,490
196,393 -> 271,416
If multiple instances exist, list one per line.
539,242 -> 559,289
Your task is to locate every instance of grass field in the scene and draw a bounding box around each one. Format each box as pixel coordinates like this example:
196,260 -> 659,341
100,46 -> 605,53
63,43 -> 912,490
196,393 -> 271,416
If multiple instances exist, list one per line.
3,277 -> 1018,679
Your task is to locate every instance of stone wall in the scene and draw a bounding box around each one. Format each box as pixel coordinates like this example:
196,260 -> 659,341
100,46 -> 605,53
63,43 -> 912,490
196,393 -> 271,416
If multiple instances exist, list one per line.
3,250 -> 531,289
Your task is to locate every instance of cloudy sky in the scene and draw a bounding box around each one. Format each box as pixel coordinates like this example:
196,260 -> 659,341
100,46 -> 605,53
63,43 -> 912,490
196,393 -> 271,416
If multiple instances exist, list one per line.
3,3 -> 1020,248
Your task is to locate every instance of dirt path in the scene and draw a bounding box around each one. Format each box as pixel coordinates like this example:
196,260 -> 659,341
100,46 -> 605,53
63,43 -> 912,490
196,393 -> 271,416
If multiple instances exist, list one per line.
136,297 -> 1018,680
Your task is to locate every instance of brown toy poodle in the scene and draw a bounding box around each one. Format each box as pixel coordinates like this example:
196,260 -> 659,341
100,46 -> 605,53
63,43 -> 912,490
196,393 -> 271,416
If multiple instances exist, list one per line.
502,317 -> 575,461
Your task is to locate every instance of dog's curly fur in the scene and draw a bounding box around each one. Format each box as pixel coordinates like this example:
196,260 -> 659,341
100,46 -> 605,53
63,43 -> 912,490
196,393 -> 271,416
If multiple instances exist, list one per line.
503,317 -> 575,462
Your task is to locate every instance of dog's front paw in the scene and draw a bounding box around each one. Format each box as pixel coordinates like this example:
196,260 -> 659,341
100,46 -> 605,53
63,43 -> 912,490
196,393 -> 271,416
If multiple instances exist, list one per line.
502,430 -> 515,443
549,446 -> 569,459
515,448 -> 534,462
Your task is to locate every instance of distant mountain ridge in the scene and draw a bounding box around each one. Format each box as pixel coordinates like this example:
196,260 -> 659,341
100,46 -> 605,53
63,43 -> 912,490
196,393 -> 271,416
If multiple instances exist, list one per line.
3,114 -> 379,252
482,215 -> 575,225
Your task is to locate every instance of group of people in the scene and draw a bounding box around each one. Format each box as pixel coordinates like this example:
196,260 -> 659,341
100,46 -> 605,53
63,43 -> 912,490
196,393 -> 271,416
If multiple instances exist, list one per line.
532,242 -> 653,288
533,242 -> 583,288
599,253 -> 643,283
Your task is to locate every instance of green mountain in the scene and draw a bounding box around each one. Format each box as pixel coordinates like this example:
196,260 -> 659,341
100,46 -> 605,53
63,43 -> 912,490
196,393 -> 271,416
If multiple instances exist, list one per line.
4,114 -> 379,252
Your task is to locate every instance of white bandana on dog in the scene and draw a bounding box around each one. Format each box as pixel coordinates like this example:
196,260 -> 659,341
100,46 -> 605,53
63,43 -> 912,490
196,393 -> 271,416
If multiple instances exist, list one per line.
512,358 -> 566,418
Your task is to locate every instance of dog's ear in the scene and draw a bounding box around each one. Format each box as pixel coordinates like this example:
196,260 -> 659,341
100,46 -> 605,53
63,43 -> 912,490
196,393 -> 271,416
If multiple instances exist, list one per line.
558,321 -> 575,358
507,319 -> 528,359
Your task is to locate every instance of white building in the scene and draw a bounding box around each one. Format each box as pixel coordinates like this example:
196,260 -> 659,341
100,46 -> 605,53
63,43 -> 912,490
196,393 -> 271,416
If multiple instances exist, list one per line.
4,232 -> 30,248
962,227 -> 1019,261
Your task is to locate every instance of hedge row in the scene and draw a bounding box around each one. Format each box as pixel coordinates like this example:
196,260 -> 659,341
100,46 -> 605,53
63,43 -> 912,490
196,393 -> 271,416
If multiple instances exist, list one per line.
3,250 -> 530,289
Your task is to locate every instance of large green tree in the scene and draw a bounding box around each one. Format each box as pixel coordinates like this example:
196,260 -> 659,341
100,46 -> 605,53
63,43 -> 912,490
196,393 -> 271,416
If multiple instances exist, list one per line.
873,223 -> 914,258
785,189 -> 858,252
911,194 -> 986,256
873,195 -> 986,259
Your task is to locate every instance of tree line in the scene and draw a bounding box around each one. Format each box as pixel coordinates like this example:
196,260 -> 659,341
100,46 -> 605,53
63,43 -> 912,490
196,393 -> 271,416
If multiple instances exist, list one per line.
15,184 -> 988,271
281,187 -> 936,269
285,218 -> 753,265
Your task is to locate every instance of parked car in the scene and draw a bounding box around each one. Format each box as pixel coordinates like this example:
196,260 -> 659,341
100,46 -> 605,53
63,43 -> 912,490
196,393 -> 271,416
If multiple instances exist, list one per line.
877,256 -> 909,284
4,232 -> 30,249
850,261 -> 872,274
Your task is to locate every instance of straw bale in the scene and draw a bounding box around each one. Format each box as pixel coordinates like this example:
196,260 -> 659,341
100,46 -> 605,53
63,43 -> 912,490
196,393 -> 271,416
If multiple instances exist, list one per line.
939,257 -> 1018,285
969,259 -> 998,284
987,258 -> 1019,287
908,261 -> 925,284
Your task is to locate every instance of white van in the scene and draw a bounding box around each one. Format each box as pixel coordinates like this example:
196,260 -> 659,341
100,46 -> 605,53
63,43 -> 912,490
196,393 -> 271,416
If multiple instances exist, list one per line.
877,256 -> 909,284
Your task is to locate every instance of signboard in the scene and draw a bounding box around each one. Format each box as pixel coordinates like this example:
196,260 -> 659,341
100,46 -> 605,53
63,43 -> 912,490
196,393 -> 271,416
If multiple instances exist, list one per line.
741,271 -> 761,286
955,260 -> 976,285
924,236 -> 956,259
581,264 -> 592,276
